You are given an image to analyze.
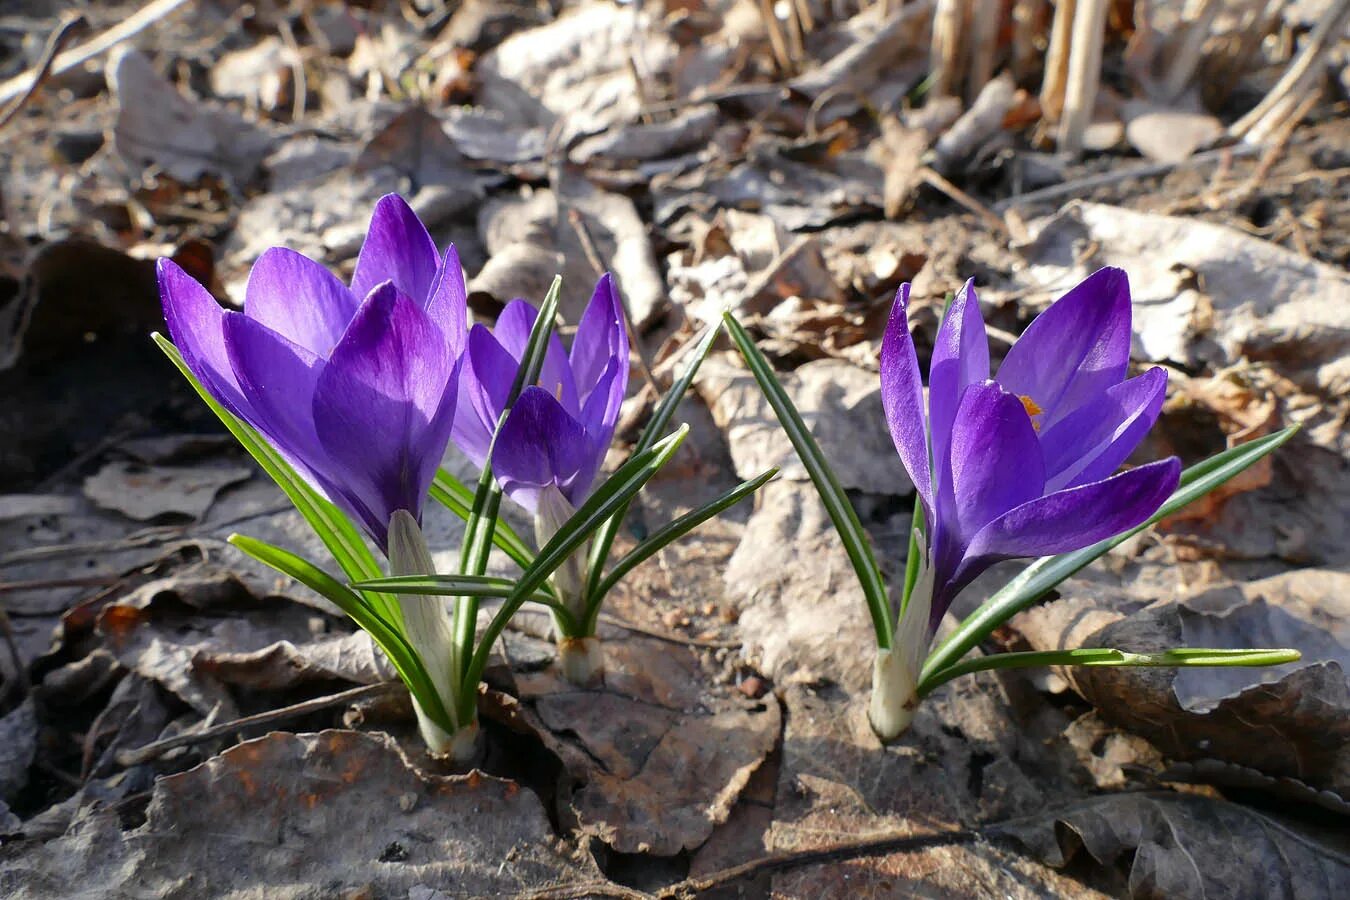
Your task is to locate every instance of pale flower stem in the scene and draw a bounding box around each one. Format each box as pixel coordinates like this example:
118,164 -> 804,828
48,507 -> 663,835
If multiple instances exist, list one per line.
556,635 -> 605,686
388,510 -> 480,760
534,484 -> 601,685
870,536 -> 934,743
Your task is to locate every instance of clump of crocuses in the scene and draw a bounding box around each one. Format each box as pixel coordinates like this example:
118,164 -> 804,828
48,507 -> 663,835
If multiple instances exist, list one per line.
156,193 -> 765,761
725,268 -> 1300,742
160,195 -> 475,756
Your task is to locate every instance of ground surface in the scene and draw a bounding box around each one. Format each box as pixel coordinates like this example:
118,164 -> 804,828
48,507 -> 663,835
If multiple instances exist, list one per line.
0,2 -> 1348,898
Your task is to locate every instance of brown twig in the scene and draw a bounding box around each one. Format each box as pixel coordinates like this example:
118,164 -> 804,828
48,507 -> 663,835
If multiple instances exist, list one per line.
1230,0 -> 1350,139
0,0 -> 195,106
114,682 -> 402,767
995,144 -> 1261,210
919,167 -> 1010,236
0,14 -> 88,131
657,829 -> 978,898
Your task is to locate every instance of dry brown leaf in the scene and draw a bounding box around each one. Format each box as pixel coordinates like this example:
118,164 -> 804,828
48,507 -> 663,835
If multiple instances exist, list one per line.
0,731 -> 600,898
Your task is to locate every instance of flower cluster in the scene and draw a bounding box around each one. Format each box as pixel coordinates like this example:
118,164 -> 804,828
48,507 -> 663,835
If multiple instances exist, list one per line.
159,194 -> 1298,759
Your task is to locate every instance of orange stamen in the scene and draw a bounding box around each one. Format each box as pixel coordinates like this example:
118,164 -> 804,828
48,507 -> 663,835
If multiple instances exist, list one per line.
1019,395 -> 1044,430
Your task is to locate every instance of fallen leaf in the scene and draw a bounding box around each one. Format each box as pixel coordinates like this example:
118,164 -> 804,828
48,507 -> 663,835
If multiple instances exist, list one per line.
82,461 -> 251,521
108,48 -> 274,185
0,730 -> 600,898
995,791 -> 1350,899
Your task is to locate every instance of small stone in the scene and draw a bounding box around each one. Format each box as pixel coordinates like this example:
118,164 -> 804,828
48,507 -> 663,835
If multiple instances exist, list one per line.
718,605 -> 740,624
397,792 -> 418,812
738,676 -> 766,699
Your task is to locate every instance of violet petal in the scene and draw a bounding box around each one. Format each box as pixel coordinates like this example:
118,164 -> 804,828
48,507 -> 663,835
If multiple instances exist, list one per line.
242,247 -> 357,356
880,284 -> 934,519
995,267 -> 1132,429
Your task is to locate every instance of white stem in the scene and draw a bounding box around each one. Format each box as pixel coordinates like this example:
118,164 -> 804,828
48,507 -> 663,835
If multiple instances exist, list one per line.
533,484 -> 591,625
388,510 -> 471,752
557,635 -> 605,686
869,534 -> 935,743
870,647 -> 919,741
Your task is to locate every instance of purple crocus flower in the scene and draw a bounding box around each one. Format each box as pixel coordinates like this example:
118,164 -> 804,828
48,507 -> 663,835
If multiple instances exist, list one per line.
882,267 -> 1181,630
452,274 -> 629,515
158,194 -> 467,552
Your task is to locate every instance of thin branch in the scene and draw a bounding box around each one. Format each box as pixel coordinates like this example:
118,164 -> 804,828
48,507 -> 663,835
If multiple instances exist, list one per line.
658,829 -> 978,898
0,0 -> 197,105
0,13 -> 87,131
114,682 -> 402,767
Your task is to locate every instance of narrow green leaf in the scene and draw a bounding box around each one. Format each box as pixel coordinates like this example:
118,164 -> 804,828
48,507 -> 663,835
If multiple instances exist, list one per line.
723,312 -> 894,648
898,502 -> 925,624
454,276 -> 563,670
153,334 -> 401,627
584,323 -> 721,600
917,646 -> 1302,696
430,468 -> 536,569
457,426 -> 689,723
228,533 -> 453,733
919,425 -> 1301,687
350,573 -> 562,609
586,466 -> 777,632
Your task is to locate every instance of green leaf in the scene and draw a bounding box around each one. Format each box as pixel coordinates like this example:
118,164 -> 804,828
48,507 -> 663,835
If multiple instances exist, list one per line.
457,426 -> 689,723
722,311 -> 894,648
348,573 -> 564,611
586,466 -> 777,633
917,646 -> 1302,696
153,334 -> 401,627
430,468 -> 536,570
919,425 -> 1301,688
454,276 -> 563,670
228,533 -> 453,733
898,502 -> 925,623
584,322 -> 720,601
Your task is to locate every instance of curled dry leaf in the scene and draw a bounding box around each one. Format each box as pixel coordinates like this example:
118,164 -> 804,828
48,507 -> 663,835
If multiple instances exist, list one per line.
1036,588 -> 1350,802
95,568 -> 348,717
995,791 -> 1350,899
0,731 -> 599,898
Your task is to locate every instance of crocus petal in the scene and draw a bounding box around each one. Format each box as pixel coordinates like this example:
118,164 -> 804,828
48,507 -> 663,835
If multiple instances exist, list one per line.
1040,366 -> 1169,492
491,386 -> 592,513
928,278 -> 990,493
223,314 -> 328,485
312,282 -> 458,547
451,324 -> 519,469
946,381 -> 1045,541
242,247 -> 358,356
570,274 -> 629,405
349,194 -> 441,306
995,267 -> 1132,429
423,244 -> 468,355
491,300 -> 579,416
880,284 -> 933,519
158,259 -> 252,420
958,458 -> 1181,583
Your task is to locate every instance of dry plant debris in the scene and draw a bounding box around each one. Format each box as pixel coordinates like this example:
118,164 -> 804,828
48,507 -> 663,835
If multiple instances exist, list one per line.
0,0 -> 1347,896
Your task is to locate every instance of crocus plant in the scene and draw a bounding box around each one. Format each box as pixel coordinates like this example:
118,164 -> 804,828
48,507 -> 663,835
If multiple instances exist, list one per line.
725,269 -> 1300,742
155,195 -> 692,762
359,282 -> 776,685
